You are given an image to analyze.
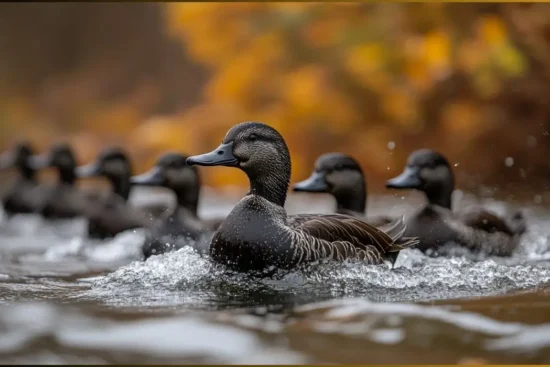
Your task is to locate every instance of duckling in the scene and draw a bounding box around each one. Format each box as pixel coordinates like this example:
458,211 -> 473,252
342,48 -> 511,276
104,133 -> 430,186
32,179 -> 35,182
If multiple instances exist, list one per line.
76,147 -> 152,239
0,142 -> 45,216
293,153 -> 393,226
386,149 -> 526,256
186,121 -> 418,275
29,143 -> 93,219
130,153 -> 222,259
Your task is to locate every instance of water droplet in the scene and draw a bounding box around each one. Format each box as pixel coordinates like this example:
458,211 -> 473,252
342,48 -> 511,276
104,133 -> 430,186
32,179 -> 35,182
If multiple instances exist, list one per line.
504,157 -> 514,167
387,141 -> 396,150
454,163 -> 460,167
534,195 -> 543,204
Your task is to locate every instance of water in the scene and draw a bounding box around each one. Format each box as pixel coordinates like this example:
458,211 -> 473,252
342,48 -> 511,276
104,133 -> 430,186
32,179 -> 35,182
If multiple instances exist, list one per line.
2,188 -> 550,363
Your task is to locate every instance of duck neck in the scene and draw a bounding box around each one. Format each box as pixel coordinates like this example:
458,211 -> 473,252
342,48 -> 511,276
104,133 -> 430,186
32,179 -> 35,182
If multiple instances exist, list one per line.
249,175 -> 289,207
173,186 -> 199,216
334,189 -> 366,214
332,175 -> 367,214
19,165 -> 36,182
58,167 -> 76,186
108,174 -> 131,201
246,148 -> 291,208
427,192 -> 452,210
425,182 -> 454,210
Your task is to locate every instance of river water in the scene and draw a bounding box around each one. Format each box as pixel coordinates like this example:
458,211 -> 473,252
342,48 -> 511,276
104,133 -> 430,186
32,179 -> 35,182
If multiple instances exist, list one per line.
2,188 -> 550,364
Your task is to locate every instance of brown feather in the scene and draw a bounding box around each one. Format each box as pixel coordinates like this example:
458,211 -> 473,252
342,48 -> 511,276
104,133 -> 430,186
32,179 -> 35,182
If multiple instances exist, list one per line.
287,213 -> 418,265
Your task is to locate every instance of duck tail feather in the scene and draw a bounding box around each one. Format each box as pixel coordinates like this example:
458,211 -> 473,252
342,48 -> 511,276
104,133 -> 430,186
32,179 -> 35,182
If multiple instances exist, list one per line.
378,215 -> 419,252
390,236 -> 420,251
377,215 -> 406,242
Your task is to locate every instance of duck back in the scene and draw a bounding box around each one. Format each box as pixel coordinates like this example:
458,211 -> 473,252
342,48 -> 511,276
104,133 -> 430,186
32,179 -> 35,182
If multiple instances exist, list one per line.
405,205 -> 520,257
2,180 -> 45,216
86,192 -> 150,239
39,184 -> 91,219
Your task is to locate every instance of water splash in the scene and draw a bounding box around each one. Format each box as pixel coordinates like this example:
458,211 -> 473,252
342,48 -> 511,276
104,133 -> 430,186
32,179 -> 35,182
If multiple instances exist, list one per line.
86,245 -> 550,309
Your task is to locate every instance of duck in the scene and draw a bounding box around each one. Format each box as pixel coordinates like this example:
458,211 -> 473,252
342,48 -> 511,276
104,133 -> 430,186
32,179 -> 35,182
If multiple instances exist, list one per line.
29,143 -> 93,219
130,153 -> 222,259
186,121 -> 418,275
292,152 -> 394,226
75,147 -> 153,239
386,149 -> 526,257
0,142 -> 45,217
292,153 -> 398,264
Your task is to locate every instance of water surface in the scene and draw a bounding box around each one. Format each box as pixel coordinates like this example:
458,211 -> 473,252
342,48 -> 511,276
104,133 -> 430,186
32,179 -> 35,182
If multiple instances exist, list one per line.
2,189 -> 550,363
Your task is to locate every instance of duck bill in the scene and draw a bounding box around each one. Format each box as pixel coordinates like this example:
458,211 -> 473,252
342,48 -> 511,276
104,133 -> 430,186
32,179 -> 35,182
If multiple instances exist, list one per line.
293,171 -> 328,193
130,166 -> 164,186
75,162 -> 101,178
186,142 -> 238,167
28,154 -> 51,170
0,152 -> 14,170
386,167 -> 422,189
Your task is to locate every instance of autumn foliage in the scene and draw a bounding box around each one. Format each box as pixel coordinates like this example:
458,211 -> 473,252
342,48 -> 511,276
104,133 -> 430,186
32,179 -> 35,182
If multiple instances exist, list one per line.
1,3 -> 550,196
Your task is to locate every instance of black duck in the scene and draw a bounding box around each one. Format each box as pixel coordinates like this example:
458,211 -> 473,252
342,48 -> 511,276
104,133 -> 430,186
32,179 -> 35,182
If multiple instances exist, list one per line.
131,153 -> 222,259
386,149 -> 526,256
0,142 -> 45,217
293,152 -> 393,226
187,121 -> 418,275
29,143 -> 92,219
76,147 -> 152,239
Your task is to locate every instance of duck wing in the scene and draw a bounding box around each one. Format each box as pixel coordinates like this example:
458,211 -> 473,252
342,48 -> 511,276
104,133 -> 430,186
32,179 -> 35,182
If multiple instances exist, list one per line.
456,207 -> 519,236
334,208 -> 395,228
286,213 -> 418,265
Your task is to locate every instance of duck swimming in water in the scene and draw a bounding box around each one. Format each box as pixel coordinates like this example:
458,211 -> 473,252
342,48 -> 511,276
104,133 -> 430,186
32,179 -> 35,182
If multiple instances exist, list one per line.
293,153 -> 393,226
131,153 -> 222,259
293,153 -> 397,264
0,142 -> 45,217
29,143 -> 92,219
386,149 -> 526,256
187,121 -> 418,275
76,147 -> 152,239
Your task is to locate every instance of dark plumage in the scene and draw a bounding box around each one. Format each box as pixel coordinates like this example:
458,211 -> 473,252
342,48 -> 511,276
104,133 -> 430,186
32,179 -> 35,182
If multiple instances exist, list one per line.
130,153 -> 222,259
293,153 -> 394,225
76,147 -> 152,239
386,149 -> 526,256
187,121 -> 418,274
0,142 -> 45,216
29,143 -> 92,219
293,153 -> 397,264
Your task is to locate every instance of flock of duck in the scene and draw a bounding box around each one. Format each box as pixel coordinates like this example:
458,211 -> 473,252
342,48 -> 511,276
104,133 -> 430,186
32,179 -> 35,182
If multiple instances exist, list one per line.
0,121 -> 528,276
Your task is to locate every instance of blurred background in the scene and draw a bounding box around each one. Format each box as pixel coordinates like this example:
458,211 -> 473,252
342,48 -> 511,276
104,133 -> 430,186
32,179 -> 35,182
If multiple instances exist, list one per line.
1,3 -> 550,201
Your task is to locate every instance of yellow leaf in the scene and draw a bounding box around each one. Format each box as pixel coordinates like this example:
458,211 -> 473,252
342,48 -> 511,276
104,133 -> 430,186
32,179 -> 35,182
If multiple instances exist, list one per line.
495,44 -> 526,77
423,30 -> 451,75
479,16 -> 508,47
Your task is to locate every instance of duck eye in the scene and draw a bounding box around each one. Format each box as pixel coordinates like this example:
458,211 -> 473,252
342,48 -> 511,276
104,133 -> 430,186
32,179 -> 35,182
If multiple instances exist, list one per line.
248,134 -> 257,142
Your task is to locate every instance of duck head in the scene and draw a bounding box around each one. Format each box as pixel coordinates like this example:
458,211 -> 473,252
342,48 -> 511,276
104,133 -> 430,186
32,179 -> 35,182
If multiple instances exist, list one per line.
131,153 -> 200,214
386,149 -> 454,209
0,142 -> 36,180
76,147 -> 133,200
187,121 -> 291,207
29,143 -> 77,185
293,153 -> 366,214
